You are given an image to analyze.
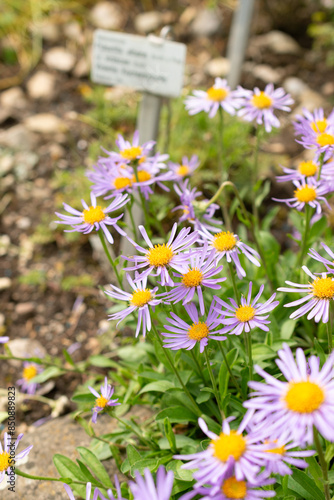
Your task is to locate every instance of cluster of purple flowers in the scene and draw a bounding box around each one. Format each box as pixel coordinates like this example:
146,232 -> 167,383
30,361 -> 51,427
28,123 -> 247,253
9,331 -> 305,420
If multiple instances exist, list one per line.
274,107 -> 334,215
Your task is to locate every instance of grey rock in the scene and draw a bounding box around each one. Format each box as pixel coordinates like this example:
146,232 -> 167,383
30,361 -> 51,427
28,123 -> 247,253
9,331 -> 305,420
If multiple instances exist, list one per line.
90,2 -> 125,30
6,339 -> 46,367
16,406 -> 152,499
0,155 -> 14,177
43,47 -> 76,72
36,21 -> 61,43
14,151 -> 38,180
16,217 -> 32,230
63,21 -> 82,40
73,55 -> 91,78
252,30 -> 301,55
24,114 -> 65,134
0,124 -> 38,151
0,108 -> 11,124
26,71 -> 56,100
205,57 -> 230,77
0,235 -> 10,257
134,11 -> 163,34
283,77 -> 308,98
190,8 -> 222,37
252,64 -> 283,84
15,302 -> 35,316
0,86 -> 27,109
0,277 -> 11,290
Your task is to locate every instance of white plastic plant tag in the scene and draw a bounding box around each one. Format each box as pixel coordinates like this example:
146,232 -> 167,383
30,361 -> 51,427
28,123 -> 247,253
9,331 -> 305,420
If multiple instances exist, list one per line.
91,30 -> 186,98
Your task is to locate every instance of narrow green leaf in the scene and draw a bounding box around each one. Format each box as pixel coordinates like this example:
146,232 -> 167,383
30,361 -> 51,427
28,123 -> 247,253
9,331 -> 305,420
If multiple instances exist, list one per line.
126,444 -> 142,466
155,406 -> 197,423
288,469 -> 324,500
164,417 -> 177,453
31,366 -> 64,383
77,446 -> 113,488
63,348 -> 75,367
53,454 -> 87,482
139,380 -> 175,394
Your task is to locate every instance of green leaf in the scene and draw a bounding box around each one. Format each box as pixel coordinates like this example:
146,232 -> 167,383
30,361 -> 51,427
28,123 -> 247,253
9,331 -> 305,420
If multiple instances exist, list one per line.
219,347 -> 238,402
164,417 -> 177,453
63,348 -> 75,367
139,380 -> 175,394
127,444 -> 142,466
77,446 -> 113,487
53,454 -> 87,493
76,459 -> 103,486
159,435 -> 198,451
74,415 -> 95,436
30,366 -> 64,383
166,460 -> 194,481
130,458 -> 158,476
281,319 -> 296,340
110,444 -> 123,473
288,469 -> 324,500
88,355 -> 118,368
155,406 -> 197,423
72,393 -> 96,403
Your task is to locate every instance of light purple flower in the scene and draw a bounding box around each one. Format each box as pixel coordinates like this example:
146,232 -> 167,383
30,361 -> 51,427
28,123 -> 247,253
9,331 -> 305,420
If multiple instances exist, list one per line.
185,78 -> 242,118
308,242 -> 334,273
173,181 -> 220,233
273,178 -> 330,215
17,361 -> 43,395
200,228 -> 260,279
293,107 -> 334,161
245,343 -> 334,444
124,223 -> 199,286
162,244 -> 225,315
106,274 -> 161,337
162,301 -> 227,353
64,476 -> 125,500
175,412 -> 278,487
0,433 -> 33,484
129,466 -> 174,500
168,155 -> 200,180
278,266 -> 334,323
180,474 -> 275,500
261,434 -> 314,476
0,337 -> 9,344
88,377 -> 120,424
276,159 -> 319,183
237,83 -> 294,133
106,130 -> 155,164
214,283 -> 278,336
54,192 -> 129,244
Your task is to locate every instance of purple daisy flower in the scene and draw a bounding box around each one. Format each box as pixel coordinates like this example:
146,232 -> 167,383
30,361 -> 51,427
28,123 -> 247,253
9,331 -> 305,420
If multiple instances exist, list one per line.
185,78 -> 242,118
106,274 -> 161,337
245,343 -> 334,444
64,476 -> 125,500
129,466 -> 174,500
0,433 -> 33,484
308,242 -> 334,273
214,283 -> 278,336
236,83 -> 294,133
0,337 -> 9,344
54,192 -> 129,244
180,474 -> 275,500
277,266 -> 334,323
173,181 -> 220,233
88,377 -> 120,424
162,244 -> 226,315
175,412 -> 278,487
162,301 -> 227,353
87,162 -> 134,197
261,434 -> 314,476
273,178 -> 330,215
129,164 -> 174,201
17,361 -> 43,395
124,223 -> 199,286
106,130 -> 155,164
293,108 -> 334,161
276,159 -> 319,183
168,155 -> 200,180
200,228 -> 260,279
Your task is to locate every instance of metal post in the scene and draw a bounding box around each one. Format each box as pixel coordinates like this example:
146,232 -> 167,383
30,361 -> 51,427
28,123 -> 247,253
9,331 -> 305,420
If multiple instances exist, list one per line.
226,0 -> 255,89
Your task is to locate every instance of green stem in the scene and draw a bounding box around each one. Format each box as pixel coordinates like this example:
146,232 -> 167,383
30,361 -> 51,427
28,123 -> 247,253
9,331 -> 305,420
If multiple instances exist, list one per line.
252,127 -> 261,224
218,106 -> 225,179
297,204 -> 312,267
246,331 -> 253,381
16,469 -> 87,486
190,348 -> 206,384
112,413 -> 156,449
0,355 -> 82,373
132,161 -> 150,230
317,152 -> 325,181
127,197 -> 137,240
98,230 -> 123,288
204,347 -> 224,420
228,261 -> 240,303
217,341 -> 242,394
327,312 -> 333,354
151,322 -> 202,417
313,427 -> 331,500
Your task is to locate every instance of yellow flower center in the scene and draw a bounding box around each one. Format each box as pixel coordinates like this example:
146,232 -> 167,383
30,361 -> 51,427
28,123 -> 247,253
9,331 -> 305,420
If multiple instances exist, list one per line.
114,177 -> 132,190
187,322 -> 209,341
207,87 -> 228,102
139,155 -> 146,164
298,161 -> 317,177
317,133 -> 334,147
311,119 -> 328,133
23,365 -> 38,381
120,146 -> 143,161
95,396 -> 109,408
130,289 -> 152,307
176,165 -> 190,177
182,268 -> 203,287
0,451 -> 10,472
131,171 -> 152,183
251,91 -> 273,109
146,244 -> 174,267
285,380 -> 325,413
235,305 -> 256,322
265,440 -> 286,455
312,277 -> 334,299
213,231 -> 237,252
212,431 -> 247,462
83,206 -> 106,225
294,185 -> 317,203
222,477 -> 247,499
